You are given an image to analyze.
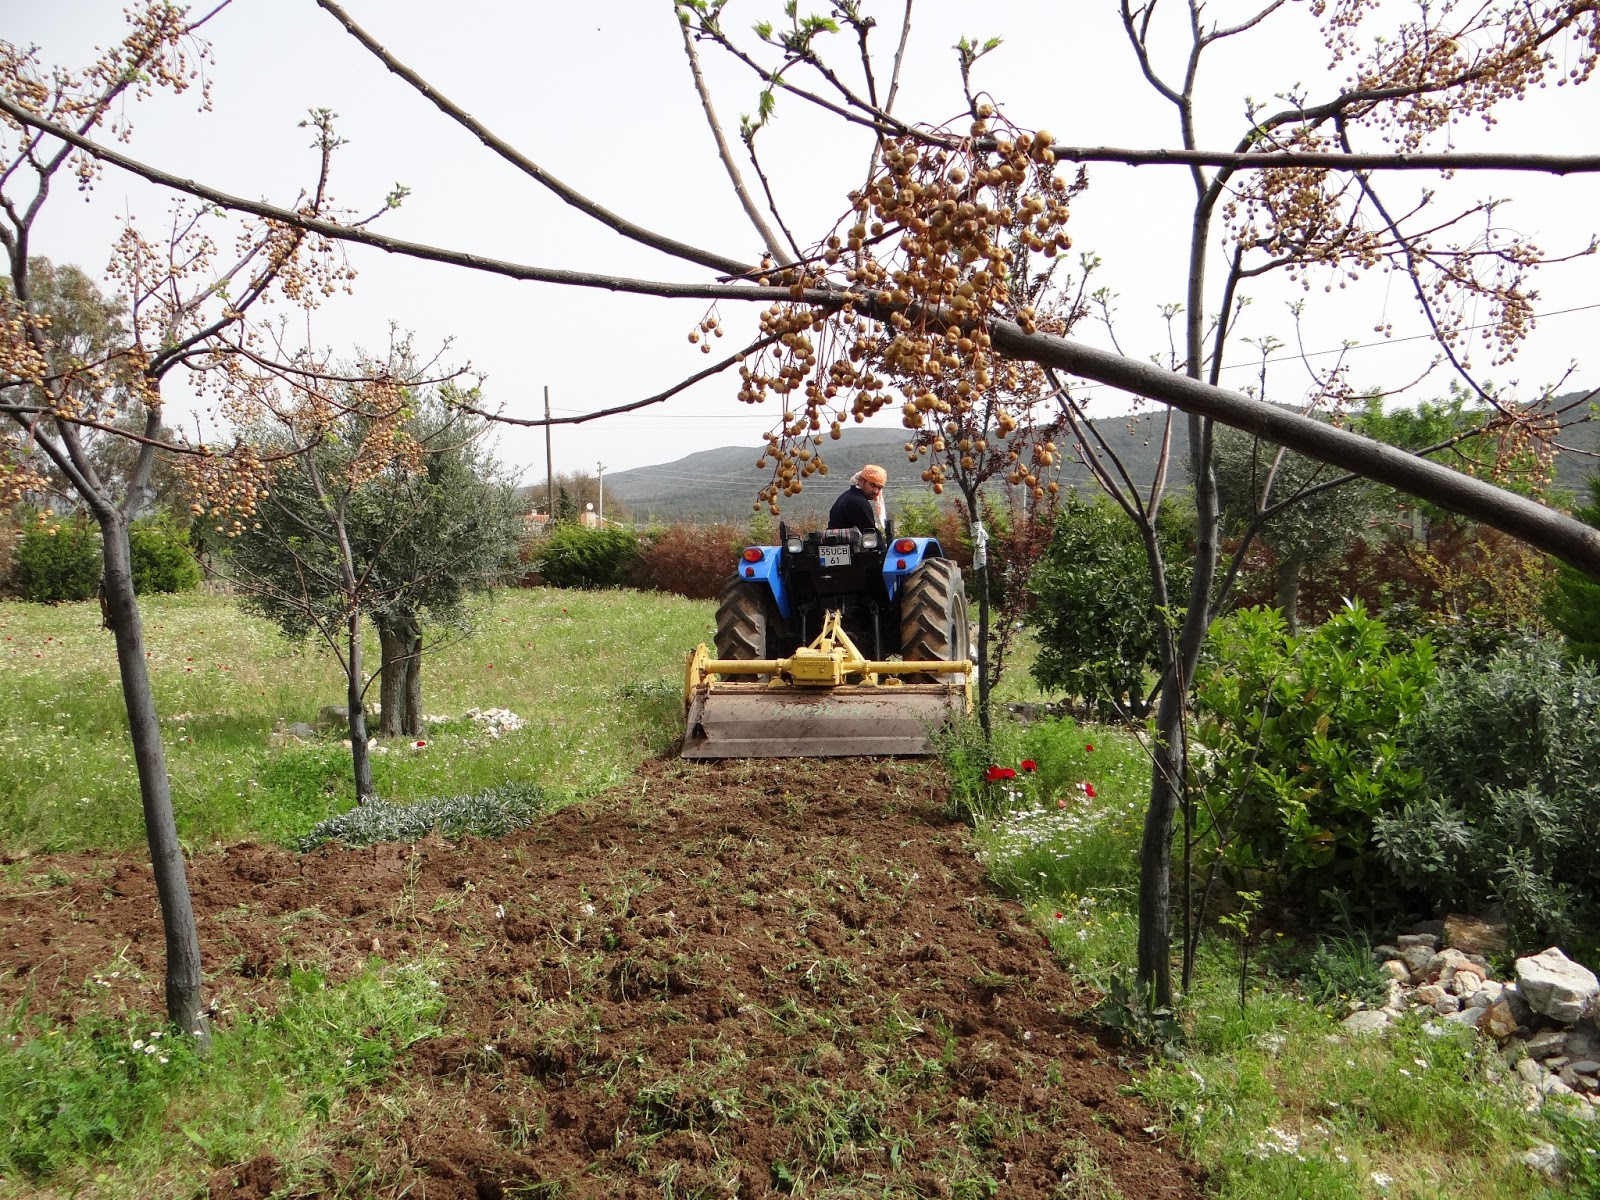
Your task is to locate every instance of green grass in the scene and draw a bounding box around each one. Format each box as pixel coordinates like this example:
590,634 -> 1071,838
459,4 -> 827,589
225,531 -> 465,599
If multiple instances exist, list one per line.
964,712 -> 1600,1199
0,955 -> 445,1198
970,714 -> 1148,904
9,594 -> 1598,1197
0,588 -> 711,852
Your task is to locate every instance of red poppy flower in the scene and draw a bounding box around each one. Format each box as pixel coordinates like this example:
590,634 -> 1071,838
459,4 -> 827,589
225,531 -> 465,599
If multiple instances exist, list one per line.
1085,743 -> 1095,752
984,765 -> 1017,782
1020,760 -> 1037,772
1084,782 -> 1097,799
1054,911 -> 1064,920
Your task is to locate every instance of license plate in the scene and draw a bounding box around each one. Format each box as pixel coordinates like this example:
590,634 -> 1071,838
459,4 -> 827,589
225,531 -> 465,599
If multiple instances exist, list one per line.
818,545 -> 851,567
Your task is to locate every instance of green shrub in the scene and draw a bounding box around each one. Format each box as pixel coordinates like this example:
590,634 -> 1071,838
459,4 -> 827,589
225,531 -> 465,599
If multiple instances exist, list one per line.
298,781 -> 552,850
13,518 -> 102,603
1376,641 -> 1600,953
1544,474 -> 1600,662
1027,490 -> 1192,718
1274,932 -> 1391,1011
1191,604 -> 1433,920
536,524 -> 638,589
129,517 -> 201,595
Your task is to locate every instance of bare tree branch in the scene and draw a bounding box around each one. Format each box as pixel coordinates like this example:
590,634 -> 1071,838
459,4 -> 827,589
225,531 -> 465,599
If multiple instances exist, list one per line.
677,13 -> 794,266
312,0 -> 754,277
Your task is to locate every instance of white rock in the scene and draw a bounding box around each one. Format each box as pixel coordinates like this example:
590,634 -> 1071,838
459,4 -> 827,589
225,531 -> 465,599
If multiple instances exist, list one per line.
1416,983 -> 1448,1005
1381,959 -> 1410,981
1516,948 -> 1600,1025
1342,1010 -> 1392,1036
1255,1032 -> 1288,1057
1445,1006 -> 1487,1030
1400,944 -> 1434,978
1517,1058 -> 1548,1086
1569,1059 -> 1600,1076
1542,1074 -> 1576,1098
1521,1143 -> 1561,1176
1426,948 -> 1483,985
1434,993 -> 1462,1015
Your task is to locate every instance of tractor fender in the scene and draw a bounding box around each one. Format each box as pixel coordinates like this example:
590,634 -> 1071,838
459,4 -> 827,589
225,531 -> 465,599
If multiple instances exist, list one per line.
731,546 -> 793,619
882,537 -> 946,602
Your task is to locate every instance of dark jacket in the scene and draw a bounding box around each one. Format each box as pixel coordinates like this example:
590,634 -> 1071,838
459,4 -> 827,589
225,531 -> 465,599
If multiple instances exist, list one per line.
828,485 -> 879,533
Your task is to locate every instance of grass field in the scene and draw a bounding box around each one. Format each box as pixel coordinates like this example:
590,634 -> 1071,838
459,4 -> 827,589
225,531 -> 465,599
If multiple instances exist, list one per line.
0,588 -> 710,853
2,587 -> 1595,1198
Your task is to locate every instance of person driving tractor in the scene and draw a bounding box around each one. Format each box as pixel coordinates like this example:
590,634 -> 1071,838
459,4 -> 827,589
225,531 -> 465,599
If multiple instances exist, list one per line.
828,464 -> 887,533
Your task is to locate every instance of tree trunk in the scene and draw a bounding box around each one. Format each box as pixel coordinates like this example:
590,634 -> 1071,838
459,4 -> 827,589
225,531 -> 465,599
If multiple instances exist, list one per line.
1275,549 -> 1307,636
97,512 -> 210,1047
965,491 -> 992,740
1138,677 -> 1185,1008
376,616 -> 407,738
375,612 -> 424,738
1138,413 -> 1221,1007
403,624 -> 423,737
346,610 -> 376,801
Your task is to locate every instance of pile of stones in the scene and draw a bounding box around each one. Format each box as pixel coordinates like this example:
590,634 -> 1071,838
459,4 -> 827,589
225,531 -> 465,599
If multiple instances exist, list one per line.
1338,916 -> 1599,1118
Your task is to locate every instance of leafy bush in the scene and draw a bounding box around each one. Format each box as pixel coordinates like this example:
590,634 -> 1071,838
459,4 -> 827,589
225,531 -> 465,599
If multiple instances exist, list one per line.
13,518 -> 102,603
1279,522 -> 1554,658
297,781 -> 552,850
129,517 -> 201,594
536,524 -> 638,590
628,522 -> 746,599
1376,642 -> 1600,952
1028,490 -> 1192,718
1543,474 -> 1600,661
1191,604 -> 1433,919
1275,932 -> 1391,1011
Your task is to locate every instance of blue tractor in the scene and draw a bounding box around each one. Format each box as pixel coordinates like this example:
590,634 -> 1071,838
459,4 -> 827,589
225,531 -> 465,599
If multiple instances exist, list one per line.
681,523 -> 972,757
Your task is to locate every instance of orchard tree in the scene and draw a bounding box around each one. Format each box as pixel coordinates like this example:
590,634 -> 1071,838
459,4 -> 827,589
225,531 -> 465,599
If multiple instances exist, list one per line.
1029,487 -> 1194,719
10,0 -> 1600,1011
0,8 -> 377,1039
228,357 -> 521,792
369,399 -> 523,738
1071,0 -> 1600,1002
1211,423 -> 1382,634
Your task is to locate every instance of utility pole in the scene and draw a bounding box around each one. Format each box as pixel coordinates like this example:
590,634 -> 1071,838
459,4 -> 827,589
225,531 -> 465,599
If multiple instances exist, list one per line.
544,385 -> 554,518
597,461 -> 606,523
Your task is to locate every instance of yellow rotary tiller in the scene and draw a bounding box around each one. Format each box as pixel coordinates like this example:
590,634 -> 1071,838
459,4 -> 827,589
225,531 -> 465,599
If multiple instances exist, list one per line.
681,610 -> 972,758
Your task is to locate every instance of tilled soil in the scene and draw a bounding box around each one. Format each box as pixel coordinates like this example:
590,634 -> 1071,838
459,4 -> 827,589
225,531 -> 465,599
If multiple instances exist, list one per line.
1,757 -> 1201,1199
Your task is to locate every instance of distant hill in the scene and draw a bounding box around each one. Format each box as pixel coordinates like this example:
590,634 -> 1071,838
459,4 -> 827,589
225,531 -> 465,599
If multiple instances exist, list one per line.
597,415 -> 1190,524
544,389 -> 1597,525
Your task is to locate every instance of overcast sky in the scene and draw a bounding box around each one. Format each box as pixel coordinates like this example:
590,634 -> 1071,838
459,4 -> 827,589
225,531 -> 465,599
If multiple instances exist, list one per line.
8,0 -> 1598,498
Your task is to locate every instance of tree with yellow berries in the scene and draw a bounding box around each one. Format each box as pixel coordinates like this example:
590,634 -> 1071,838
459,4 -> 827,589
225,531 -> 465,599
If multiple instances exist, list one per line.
0,11 -> 387,1043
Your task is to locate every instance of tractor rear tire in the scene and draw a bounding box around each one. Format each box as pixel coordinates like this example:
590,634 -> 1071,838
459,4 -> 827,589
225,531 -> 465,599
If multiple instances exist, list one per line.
899,558 -> 971,682
715,574 -> 784,662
